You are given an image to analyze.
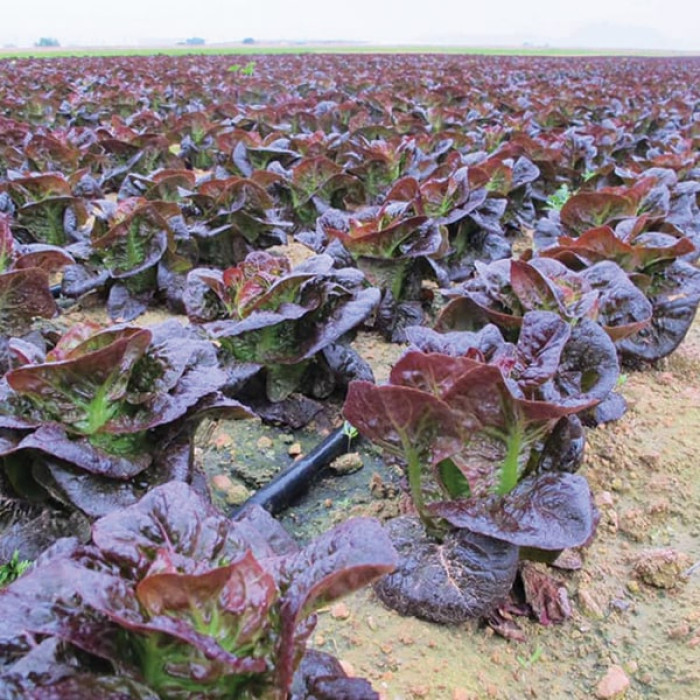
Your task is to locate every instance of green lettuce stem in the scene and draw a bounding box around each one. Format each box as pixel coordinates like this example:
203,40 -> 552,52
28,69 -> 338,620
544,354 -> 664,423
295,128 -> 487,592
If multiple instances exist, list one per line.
405,446 -> 437,531
498,422 -> 524,495
390,269 -> 404,301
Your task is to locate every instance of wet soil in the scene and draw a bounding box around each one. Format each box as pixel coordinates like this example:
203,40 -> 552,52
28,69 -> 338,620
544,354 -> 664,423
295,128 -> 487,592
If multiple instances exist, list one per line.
197,315 -> 700,700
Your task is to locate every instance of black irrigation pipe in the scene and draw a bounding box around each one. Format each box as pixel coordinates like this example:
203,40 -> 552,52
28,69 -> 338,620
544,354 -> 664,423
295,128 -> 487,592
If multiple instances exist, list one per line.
233,425 -> 356,516
50,284 -> 62,298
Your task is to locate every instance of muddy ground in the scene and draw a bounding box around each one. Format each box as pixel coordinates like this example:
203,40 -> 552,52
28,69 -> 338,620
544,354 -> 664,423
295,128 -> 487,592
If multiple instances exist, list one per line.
198,314 -> 700,700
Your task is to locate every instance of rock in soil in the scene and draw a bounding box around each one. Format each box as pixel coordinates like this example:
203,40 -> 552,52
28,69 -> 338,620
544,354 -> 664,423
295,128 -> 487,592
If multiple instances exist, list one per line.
633,548 -> 691,589
595,664 -> 630,698
329,452 -> 364,474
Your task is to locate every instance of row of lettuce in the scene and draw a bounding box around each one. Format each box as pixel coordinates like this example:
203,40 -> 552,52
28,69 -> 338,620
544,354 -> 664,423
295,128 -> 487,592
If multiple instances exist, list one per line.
0,53 -> 699,698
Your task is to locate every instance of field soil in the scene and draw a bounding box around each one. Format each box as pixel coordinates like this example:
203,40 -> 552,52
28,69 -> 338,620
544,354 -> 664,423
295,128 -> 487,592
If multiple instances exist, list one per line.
195,312 -> 700,700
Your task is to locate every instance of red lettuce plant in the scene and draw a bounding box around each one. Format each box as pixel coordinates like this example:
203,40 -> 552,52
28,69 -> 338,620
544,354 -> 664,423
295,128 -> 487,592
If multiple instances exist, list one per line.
377,166 -> 513,283
314,199 -> 448,340
337,133 -> 425,202
0,172 -> 89,247
95,124 -> 181,190
62,197 -> 192,320
184,176 -> 291,268
118,167 -> 197,203
437,256 -> 653,344
343,312 -> 614,622
382,169 -> 486,225
558,176 -> 667,237
254,155 -> 364,229
0,482 -> 396,698
0,213 -> 73,337
0,320 -> 252,518
539,223 -> 700,363
184,251 -> 379,421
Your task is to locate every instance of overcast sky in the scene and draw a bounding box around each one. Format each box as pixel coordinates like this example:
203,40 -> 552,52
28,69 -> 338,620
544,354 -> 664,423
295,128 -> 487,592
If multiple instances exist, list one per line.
2,0 -> 697,50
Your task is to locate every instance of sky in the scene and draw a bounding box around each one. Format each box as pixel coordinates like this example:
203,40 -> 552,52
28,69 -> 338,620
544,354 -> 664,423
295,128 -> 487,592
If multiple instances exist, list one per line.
1,0 -> 698,51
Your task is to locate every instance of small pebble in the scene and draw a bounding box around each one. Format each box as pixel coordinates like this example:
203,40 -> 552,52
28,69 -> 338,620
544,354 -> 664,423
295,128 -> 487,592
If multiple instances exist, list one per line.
610,599 -> 631,613
329,452 -> 364,474
211,474 -> 233,492
578,587 -> 605,618
595,665 -> 630,698
214,433 -> 232,449
288,442 -> 303,457
596,491 -> 615,507
656,371 -> 674,386
330,602 -> 351,620
338,659 -> 355,677
667,623 -> 690,639
224,483 -> 252,505
634,548 -> 690,589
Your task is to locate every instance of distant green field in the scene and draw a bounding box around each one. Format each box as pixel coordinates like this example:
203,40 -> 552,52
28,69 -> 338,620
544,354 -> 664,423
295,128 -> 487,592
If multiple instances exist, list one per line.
0,44 -> 695,59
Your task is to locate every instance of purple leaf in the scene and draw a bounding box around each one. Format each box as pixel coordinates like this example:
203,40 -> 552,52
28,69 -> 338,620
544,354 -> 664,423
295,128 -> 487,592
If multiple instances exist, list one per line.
428,473 -> 598,550
373,516 -> 518,623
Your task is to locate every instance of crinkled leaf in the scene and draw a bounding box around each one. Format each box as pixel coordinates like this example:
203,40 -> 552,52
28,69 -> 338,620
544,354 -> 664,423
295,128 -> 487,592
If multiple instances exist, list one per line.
388,350 -> 482,398
405,324 -> 505,359
291,649 -> 379,700
277,517 -> 397,690
579,260 -> 652,340
91,482 -> 280,577
548,319 -> 619,410
560,191 -> 637,236
10,244 -> 74,273
513,312 -> 571,389
374,516 -> 518,623
428,473 -> 597,549
11,424 -> 151,478
106,281 -> 154,322
618,260 -> 700,363
344,381 -> 462,464
510,259 -> 560,313
26,675 -> 161,699
0,268 -> 58,336
35,457 -> 152,518
6,329 -> 151,434
135,549 -> 278,647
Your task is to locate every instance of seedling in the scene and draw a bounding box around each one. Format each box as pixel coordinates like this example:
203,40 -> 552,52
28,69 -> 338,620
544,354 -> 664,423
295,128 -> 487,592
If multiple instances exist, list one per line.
517,645 -> 543,668
342,420 -> 359,446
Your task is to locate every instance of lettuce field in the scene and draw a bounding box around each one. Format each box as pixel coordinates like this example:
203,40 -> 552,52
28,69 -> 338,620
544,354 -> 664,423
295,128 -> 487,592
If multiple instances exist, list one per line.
0,52 -> 699,698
